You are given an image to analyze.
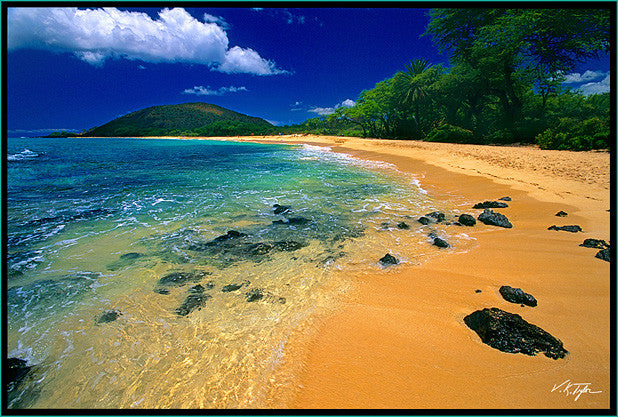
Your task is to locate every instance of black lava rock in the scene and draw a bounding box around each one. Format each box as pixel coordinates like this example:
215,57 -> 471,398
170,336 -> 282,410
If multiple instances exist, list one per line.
499,285 -> 537,307
246,288 -> 264,302
548,225 -> 582,233
432,236 -> 450,248
96,310 -> 121,324
580,239 -> 609,249
175,293 -> 211,316
397,221 -> 410,230
154,288 -> 170,295
473,201 -> 508,209
158,271 -> 208,287
119,252 -> 143,260
596,248 -> 611,262
273,204 -> 291,215
418,216 -> 432,225
555,211 -> 568,217
222,283 -> 243,292
272,217 -> 310,226
458,214 -> 477,226
273,240 -> 305,251
498,197 -> 512,201
7,358 -> 32,390
464,308 -> 567,359
188,284 -> 205,294
379,253 -> 399,266
475,289 -> 482,293
426,212 -> 446,222
478,209 -> 513,228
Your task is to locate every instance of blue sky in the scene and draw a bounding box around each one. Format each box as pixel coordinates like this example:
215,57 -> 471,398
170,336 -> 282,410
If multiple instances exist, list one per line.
6,6 -> 611,136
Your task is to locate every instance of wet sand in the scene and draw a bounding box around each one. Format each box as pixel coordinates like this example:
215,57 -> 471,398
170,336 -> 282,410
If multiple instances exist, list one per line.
229,135 -> 612,409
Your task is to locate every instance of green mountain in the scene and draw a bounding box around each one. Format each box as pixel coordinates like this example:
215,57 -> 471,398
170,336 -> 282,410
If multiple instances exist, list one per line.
81,102 -> 273,137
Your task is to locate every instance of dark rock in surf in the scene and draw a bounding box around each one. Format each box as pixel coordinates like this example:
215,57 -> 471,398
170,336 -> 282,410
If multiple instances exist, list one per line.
379,253 -> 399,266
273,204 -> 291,215
119,252 -> 143,260
547,225 -> 582,233
154,288 -> 170,295
458,214 -> 477,226
499,197 -> 512,201
272,217 -> 310,226
7,358 -> 32,390
175,293 -> 211,316
426,212 -> 446,222
464,308 -> 567,359
96,309 -> 122,324
158,271 -> 209,287
188,284 -> 205,294
478,209 -> 513,228
473,201 -> 509,209
418,216 -> 432,225
596,248 -> 611,262
432,237 -> 450,248
499,286 -> 537,307
397,221 -> 410,230
580,239 -> 609,249
273,240 -> 305,252
246,288 -> 264,302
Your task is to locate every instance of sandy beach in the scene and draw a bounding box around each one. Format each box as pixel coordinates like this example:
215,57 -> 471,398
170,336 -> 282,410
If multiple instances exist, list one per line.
218,135 -> 612,409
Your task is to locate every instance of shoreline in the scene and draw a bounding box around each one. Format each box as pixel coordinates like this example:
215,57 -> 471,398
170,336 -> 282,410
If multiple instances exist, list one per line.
49,135 -> 612,408
232,135 -> 612,409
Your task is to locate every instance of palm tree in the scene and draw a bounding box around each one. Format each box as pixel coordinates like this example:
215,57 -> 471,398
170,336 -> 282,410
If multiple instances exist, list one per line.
401,58 -> 432,133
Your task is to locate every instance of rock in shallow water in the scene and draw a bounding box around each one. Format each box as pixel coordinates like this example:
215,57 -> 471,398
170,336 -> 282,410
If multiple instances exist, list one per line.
464,308 -> 567,359
158,271 -> 209,287
175,293 -> 212,316
379,253 -> 399,266
458,214 -> 476,226
273,204 -> 291,215
499,285 -> 537,307
478,209 -> 513,228
96,309 -> 122,324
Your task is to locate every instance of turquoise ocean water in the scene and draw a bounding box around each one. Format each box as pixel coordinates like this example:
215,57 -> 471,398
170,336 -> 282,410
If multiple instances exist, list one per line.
6,137 -> 469,408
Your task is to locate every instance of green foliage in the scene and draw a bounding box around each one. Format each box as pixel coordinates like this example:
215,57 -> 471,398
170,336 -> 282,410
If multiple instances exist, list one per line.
536,117 -> 610,151
83,102 -> 272,137
426,123 -> 475,144
45,131 -> 79,138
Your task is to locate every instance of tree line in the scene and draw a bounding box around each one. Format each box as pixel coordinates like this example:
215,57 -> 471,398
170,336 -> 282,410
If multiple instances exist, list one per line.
295,8 -> 612,151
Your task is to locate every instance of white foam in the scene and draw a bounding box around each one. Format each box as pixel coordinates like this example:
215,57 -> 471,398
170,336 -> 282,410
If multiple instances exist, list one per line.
8,149 -> 40,161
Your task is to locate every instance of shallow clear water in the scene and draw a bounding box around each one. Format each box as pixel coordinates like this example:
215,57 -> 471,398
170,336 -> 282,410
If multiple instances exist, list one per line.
6,137 -> 470,408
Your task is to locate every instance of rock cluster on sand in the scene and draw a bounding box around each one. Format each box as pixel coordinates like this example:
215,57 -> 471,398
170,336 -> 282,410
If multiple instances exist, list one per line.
478,209 -> 513,228
464,308 -> 567,359
499,286 -> 537,307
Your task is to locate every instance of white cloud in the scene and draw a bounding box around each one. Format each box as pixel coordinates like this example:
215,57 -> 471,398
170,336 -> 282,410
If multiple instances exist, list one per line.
308,99 -> 356,116
217,46 -> 288,75
7,7 -> 286,75
203,12 -> 229,30
183,85 -> 248,96
578,74 -> 610,96
562,70 -> 606,84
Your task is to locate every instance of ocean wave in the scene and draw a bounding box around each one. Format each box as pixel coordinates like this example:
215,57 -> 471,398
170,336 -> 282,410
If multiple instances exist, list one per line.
8,149 -> 40,162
